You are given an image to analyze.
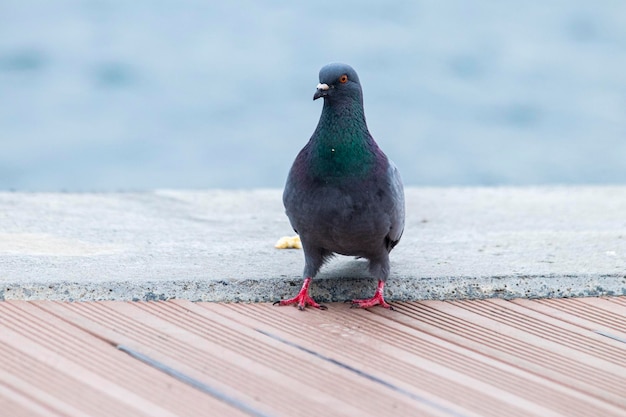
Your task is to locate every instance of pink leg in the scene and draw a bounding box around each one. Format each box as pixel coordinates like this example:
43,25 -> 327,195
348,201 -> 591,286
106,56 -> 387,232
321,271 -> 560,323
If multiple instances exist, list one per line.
351,280 -> 393,310
274,277 -> 327,311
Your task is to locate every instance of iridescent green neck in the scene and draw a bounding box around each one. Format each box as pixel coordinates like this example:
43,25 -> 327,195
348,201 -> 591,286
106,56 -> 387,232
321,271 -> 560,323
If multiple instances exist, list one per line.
310,100 -> 375,180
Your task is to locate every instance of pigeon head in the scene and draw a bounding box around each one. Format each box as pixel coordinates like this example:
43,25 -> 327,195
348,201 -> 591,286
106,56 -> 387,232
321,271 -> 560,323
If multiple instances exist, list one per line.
313,63 -> 363,105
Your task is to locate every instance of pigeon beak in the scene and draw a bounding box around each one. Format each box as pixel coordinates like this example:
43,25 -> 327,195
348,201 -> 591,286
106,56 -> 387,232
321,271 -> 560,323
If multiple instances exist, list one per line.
313,83 -> 330,100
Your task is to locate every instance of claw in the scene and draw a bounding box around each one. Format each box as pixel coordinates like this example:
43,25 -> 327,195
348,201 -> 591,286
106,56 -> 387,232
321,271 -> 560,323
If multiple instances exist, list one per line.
274,278 -> 327,311
350,280 -> 394,310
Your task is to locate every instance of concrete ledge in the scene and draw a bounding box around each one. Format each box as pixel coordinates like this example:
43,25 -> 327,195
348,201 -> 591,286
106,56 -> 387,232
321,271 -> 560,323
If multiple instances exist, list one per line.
1,187 -> 625,302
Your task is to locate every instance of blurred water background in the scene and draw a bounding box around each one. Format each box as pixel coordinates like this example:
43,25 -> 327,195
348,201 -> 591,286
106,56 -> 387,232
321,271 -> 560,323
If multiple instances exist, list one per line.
1,1 -> 625,191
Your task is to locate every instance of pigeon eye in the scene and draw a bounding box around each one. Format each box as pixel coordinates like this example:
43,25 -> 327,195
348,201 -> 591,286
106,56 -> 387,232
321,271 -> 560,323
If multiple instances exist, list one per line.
339,74 -> 348,83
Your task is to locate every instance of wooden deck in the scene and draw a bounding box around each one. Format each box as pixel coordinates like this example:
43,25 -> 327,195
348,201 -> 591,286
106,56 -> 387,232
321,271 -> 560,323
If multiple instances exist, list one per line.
1,297 -> 625,416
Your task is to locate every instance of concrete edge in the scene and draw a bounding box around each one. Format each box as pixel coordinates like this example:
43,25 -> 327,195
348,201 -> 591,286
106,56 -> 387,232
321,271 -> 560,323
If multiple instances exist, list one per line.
2,274 -> 625,302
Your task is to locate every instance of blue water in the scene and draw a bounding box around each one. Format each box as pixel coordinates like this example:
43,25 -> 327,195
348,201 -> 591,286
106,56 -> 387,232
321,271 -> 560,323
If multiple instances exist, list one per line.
1,1 -> 625,191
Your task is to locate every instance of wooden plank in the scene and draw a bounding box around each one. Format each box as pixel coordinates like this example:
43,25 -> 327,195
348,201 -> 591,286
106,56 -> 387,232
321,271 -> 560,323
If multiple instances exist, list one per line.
0,380 -> 66,417
1,297 -> 624,417
381,300 -> 626,408
512,298 -> 626,339
35,300 -> 393,417
1,301 -> 248,417
202,301 -> 561,417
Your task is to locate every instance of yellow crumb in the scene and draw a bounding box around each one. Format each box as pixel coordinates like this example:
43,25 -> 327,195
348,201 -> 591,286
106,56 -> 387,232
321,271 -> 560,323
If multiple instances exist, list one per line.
274,235 -> 302,249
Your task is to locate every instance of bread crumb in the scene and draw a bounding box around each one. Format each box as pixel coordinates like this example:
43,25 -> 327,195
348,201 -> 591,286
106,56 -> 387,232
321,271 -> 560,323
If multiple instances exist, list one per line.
275,235 -> 302,249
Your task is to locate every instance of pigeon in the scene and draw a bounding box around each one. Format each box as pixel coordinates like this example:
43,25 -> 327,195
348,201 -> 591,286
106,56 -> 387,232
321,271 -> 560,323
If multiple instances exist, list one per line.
275,63 -> 405,310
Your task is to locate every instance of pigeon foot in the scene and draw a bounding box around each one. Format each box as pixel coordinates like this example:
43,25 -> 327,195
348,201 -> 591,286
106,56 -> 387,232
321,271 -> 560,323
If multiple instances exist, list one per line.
273,277 -> 327,311
351,280 -> 394,310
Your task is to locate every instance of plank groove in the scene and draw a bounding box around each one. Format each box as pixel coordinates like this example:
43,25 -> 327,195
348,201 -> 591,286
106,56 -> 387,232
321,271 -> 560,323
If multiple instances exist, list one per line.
1,297 -> 625,417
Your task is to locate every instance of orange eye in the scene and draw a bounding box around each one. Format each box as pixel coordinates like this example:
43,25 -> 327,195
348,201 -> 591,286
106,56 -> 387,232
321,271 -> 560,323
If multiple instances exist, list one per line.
339,74 -> 348,83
